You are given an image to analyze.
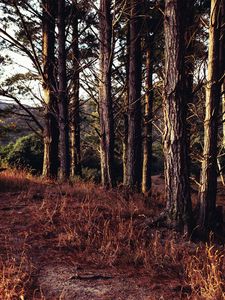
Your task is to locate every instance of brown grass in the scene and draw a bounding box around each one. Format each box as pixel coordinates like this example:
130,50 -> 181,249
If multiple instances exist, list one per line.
0,241 -> 32,300
0,169 -> 224,299
0,169 -> 45,192
185,239 -> 225,299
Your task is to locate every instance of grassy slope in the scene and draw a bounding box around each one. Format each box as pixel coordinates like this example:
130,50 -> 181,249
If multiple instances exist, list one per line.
0,169 -> 224,300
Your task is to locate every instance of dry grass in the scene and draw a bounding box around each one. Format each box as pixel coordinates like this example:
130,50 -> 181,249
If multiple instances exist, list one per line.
185,240 -> 225,300
0,168 -> 43,192
0,169 -> 224,299
0,244 -> 32,300
31,189 -> 150,266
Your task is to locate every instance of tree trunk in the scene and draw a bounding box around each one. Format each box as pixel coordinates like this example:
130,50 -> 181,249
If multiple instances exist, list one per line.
184,0 -> 195,107
142,40 -> 153,194
222,82 -> 225,147
199,0 -> 223,229
220,1 -> 225,148
57,0 -> 70,180
125,0 -> 142,189
123,24 -> 129,185
163,0 -> 193,232
70,1 -> 82,177
185,0 -> 195,183
99,0 -> 115,188
42,0 -> 59,178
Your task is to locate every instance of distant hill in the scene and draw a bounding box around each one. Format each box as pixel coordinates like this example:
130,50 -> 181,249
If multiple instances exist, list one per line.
0,100 -> 42,146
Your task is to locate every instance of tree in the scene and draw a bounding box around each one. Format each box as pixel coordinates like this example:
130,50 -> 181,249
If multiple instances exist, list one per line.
125,0 -> 142,189
142,38 -> 153,195
122,20 -> 129,186
99,0 -> 115,188
70,0 -> 82,177
42,0 -> 59,178
0,1 -> 59,177
141,1 -> 157,195
163,0 -> 193,232
198,0 -> 224,230
57,0 -> 70,180
220,0 -> 225,148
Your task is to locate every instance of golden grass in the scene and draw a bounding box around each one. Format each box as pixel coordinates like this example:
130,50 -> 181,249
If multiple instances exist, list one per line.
185,240 -> 225,300
0,169 -> 43,192
0,245 -> 32,300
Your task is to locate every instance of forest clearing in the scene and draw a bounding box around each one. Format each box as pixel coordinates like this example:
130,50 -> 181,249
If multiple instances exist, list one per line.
0,169 -> 224,299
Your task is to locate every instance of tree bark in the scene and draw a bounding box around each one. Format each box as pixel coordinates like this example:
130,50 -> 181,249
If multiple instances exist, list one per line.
125,0 -> 142,190
123,24 -> 129,185
184,0 -> 195,107
57,0 -> 70,180
220,1 -> 225,148
99,0 -> 115,188
142,40 -> 153,194
70,1 -> 82,177
199,0 -> 223,229
163,0 -> 193,232
42,0 -> 59,178
222,82 -> 225,148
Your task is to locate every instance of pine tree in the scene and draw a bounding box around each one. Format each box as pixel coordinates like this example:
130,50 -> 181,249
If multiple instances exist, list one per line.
125,0 -> 142,190
42,0 -> 59,178
70,0 -> 82,177
199,0 -> 224,230
99,0 -> 115,188
163,0 -> 193,232
57,0 -> 70,180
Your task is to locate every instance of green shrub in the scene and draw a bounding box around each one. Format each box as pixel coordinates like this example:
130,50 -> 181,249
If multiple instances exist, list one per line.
81,167 -> 101,183
4,134 -> 43,174
152,142 -> 164,175
0,142 -> 14,167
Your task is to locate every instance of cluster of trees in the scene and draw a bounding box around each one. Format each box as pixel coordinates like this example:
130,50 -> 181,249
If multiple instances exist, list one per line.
0,0 -> 224,235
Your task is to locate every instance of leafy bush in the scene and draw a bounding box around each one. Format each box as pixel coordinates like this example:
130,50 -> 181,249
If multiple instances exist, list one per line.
0,142 -> 14,167
81,167 -> 101,183
152,142 -> 164,175
3,134 -> 43,174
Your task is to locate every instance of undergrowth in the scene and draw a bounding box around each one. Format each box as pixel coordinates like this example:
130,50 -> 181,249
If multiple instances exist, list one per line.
0,243 -> 32,300
0,169 -> 34,192
0,169 -> 224,299
186,240 -> 225,299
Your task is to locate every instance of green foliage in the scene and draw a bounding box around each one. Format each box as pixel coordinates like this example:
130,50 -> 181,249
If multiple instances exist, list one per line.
0,142 -> 13,168
0,142 -> 14,160
152,142 -> 164,175
81,167 -> 101,183
1,134 -> 43,174
80,148 -> 101,183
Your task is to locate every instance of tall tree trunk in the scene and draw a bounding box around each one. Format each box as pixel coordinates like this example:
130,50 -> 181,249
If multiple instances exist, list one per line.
142,39 -> 153,194
222,82 -> 225,147
163,0 -> 193,232
125,0 -> 142,189
57,0 -> 70,180
220,1 -> 225,148
42,0 -> 59,178
123,24 -> 130,185
199,0 -> 223,229
70,1 -> 82,177
185,0 -> 196,184
185,0 -> 195,108
99,0 -> 115,188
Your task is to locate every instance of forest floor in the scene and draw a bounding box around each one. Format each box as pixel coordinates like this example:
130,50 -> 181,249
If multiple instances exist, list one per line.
0,169 -> 224,300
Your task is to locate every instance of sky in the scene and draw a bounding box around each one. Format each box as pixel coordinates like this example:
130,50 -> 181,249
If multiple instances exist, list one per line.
0,4 -> 42,107
0,48 -> 41,106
